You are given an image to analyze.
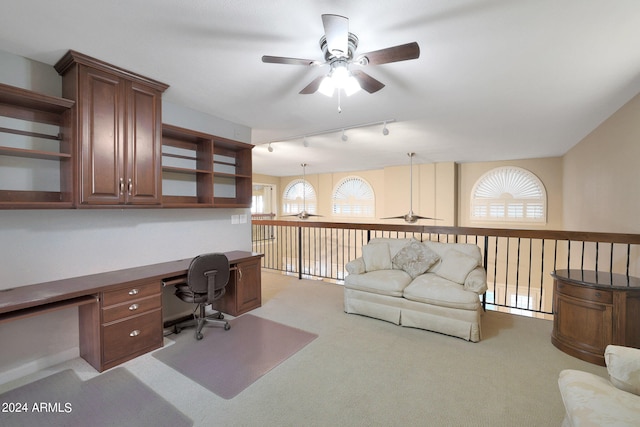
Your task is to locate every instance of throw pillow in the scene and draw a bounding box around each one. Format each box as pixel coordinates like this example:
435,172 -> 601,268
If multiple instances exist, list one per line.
392,239 -> 440,279
362,243 -> 392,272
436,249 -> 479,284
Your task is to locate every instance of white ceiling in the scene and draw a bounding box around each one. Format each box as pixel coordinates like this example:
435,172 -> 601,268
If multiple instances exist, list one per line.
1,0 -> 639,176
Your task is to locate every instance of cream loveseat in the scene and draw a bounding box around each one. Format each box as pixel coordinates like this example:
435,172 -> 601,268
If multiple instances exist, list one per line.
558,345 -> 640,426
344,238 -> 487,342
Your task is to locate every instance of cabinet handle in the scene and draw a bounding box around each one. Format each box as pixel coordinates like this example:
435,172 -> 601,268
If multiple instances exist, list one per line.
119,178 -> 124,195
128,289 -> 139,295
238,267 -> 243,281
595,292 -> 601,298
129,303 -> 139,311
129,330 -> 141,337
127,178 -> 132,196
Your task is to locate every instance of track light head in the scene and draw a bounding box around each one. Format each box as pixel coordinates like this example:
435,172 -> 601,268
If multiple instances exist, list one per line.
268,143 -> 273,152
382,122 -> 389,136
341,129 -> 348,142
303,137 -> 309,147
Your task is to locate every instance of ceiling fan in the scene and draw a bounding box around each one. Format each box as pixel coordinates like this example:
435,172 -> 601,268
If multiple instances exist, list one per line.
382,153 -> 441,224
262,14 -> 420,96
283,163 -> 322,220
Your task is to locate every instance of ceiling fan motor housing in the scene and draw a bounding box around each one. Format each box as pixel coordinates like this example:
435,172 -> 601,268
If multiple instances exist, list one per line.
320,33 -> 359,61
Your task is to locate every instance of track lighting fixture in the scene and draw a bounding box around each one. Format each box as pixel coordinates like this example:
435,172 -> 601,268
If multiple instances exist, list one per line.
262,119 -> 395,151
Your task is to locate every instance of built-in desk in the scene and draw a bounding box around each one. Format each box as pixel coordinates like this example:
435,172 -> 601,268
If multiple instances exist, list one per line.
0,251 -> 263,371
551,269 -> 640,366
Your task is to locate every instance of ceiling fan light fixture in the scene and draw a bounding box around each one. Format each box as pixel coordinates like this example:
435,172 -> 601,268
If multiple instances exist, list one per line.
318,75 -> 335,97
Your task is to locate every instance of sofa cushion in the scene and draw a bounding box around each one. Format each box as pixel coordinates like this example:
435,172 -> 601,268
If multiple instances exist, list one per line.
392,239 -> 440,279
403,273 -> 481,310
369,238 -> 412,259
362,243 -> 392,271
344,269 -> 413,297
436,249 -> 480,284
605,345 -> 640,396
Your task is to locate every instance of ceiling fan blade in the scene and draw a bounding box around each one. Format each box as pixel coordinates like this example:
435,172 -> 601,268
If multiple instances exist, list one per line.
322,14 -> 349,57
299,75 -> 325,94
262,55 -> 319,66
356,42 -> 420,66
351,70 -> 385,93
381,215 -> 407,219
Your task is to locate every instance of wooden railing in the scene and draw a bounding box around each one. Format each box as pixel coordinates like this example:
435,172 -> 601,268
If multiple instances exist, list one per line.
251,220 -> 640,317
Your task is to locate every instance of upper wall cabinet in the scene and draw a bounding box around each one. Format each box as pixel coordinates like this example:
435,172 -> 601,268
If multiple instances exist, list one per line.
162,124 -> 253,208
55,51 -> 169,207
0,82 -> 75,208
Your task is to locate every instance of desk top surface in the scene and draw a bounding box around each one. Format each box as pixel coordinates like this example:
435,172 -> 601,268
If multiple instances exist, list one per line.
0,251 -> 262,314
552,269 -> 640,289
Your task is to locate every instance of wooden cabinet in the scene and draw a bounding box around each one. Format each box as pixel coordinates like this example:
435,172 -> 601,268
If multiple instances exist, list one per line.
551,269 -> 640,366
0,82 -> 74,208
55,50 -> 168,207
79,280 -> 163,372
161,124 -> 254,208
215,256 -> 262,316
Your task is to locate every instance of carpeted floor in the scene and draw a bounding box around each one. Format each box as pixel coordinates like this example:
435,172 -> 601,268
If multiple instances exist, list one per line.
0,271 -> 608,426
0,367 -> 192,427
153,314 -> 317,399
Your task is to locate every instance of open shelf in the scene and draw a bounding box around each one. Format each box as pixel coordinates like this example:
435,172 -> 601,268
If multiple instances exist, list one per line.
161,124 -> 253,208
0,83 -> 74,208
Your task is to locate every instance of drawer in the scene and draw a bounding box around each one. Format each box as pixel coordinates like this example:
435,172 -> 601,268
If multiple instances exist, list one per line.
102,309 -> 162,364
102,294 -> 162,324
102,281 -> 160,307
556,280 -> 612,304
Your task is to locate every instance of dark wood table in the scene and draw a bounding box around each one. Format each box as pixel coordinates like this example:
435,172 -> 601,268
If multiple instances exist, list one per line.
551,269 -> 640,365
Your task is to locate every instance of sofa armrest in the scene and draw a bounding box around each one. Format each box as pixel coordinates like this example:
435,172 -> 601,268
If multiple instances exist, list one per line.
558,369 -> 640,426
605,345 -> 640,395
346,257 -> 366,275
463,266 -> 487,294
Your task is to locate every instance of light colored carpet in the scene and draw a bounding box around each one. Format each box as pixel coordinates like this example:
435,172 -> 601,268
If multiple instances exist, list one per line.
0,271 -> 608,426
153,314 -> 317,399
0,367 -> 192,427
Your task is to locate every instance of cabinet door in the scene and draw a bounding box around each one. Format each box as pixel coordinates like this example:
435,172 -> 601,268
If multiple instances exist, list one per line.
78,66 -> 126,205
235,259 -> 262,314
126,81 -> 162,204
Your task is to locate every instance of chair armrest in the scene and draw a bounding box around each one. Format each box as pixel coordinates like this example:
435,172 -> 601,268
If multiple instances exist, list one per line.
605,345 -> 640,396
345,258 -> 366,275
559,369 -> 640,426
463,266 -> 487,294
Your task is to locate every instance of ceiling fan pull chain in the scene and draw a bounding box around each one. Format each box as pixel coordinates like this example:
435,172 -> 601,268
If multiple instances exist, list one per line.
337,89 -> 342,113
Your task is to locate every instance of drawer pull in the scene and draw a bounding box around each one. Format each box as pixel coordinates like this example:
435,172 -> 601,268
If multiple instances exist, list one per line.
128,289 -> 139,296
128,303 -> 139,311
595,292 -> 601,298
129,330 -> 141,337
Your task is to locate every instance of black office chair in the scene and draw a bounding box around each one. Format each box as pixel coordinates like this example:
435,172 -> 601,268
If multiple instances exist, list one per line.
174,253 -> 231,340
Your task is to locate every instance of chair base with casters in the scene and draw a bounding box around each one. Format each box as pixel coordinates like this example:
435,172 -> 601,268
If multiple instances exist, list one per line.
173,253 -> 231,340
172,300 -> 230,340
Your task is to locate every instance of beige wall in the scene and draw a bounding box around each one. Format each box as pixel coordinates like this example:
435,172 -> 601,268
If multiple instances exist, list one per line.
563,92 -> 640,234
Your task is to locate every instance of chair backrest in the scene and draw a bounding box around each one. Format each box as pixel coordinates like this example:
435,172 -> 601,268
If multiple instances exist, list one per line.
187,253 -> 230,295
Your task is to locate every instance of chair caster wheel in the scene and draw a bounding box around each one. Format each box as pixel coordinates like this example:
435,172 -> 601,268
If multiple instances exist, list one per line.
196,332 -> 203,340
218,313 -> 224,320
174,326 -> 181,334
224,323 -> 230,331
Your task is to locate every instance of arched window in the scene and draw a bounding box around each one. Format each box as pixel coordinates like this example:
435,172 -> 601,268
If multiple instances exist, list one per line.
332,176 -> 375,218
282,179 -> 317,214
470,167 -> 546,223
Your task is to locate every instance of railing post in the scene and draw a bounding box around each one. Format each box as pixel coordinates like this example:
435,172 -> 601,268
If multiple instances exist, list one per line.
298,225 -> 303,280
